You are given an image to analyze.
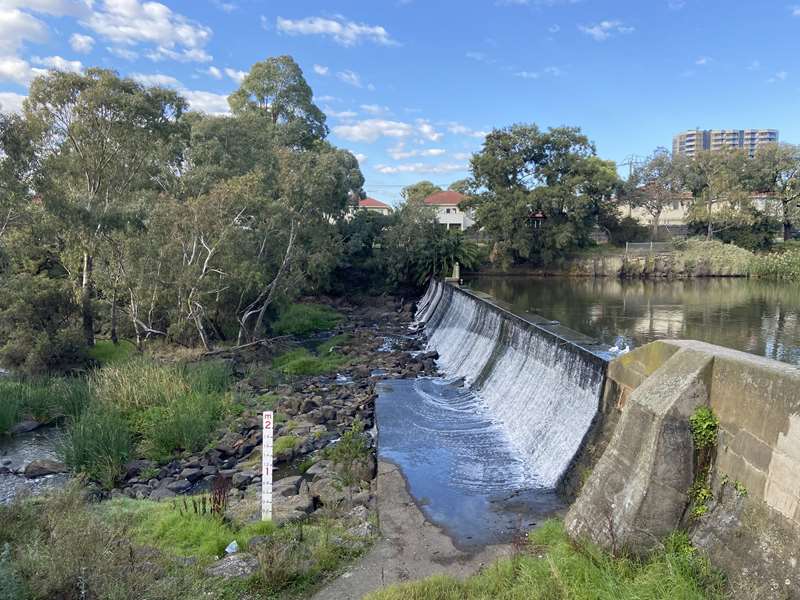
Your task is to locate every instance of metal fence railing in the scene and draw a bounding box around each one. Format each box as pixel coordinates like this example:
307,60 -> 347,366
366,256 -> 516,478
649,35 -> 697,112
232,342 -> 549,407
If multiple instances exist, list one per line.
625,241 -> 673,255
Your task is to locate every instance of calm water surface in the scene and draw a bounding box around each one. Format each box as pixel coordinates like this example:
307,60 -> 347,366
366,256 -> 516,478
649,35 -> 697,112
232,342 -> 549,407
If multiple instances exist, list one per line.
465,276 -> 800,366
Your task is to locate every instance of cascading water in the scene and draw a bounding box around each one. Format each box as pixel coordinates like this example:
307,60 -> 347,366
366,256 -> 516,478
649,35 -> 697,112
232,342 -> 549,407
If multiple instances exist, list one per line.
416,280 -> 607,488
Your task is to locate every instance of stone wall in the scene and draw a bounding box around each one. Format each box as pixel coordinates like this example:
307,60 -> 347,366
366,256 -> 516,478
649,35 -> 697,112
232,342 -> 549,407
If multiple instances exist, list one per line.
566,339 -> 800,598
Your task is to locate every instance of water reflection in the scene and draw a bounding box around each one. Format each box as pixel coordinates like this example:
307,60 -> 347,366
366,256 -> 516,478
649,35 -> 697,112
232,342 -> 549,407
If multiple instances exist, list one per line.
465,277 -> 800,366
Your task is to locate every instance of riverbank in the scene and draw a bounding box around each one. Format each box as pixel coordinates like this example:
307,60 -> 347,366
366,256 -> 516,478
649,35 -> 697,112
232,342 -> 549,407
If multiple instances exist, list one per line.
469,240 -> 800,280
0,295 -> 444,599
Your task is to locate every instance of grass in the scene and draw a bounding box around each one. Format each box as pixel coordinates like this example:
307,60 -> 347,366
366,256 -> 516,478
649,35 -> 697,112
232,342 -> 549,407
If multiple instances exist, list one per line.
271,303 -> 343,337
750,248 -> 800,281
274,435 -> 299,454
367,520 -> 726,600
101,498 -> 277,558
87,339 -> 137,365
272,348 -> 347,376
0,377 -> 91,433
59,358 -> 234,486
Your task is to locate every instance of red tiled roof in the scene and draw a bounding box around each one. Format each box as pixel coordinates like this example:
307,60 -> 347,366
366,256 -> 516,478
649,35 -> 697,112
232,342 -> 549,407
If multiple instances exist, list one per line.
359,197 -> 391,209
423,191 -> 464,206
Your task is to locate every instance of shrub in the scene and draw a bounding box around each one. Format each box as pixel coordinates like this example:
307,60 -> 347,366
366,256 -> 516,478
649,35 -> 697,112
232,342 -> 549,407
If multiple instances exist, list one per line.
0,377 -> 91,433
271,304 -> 343,337
750,249 -> 800,281
274,436 -> 299,454
689,406 -> 719,450
87,339 -> 136,365
59,404 -> 133,488
676,239 -> 754,276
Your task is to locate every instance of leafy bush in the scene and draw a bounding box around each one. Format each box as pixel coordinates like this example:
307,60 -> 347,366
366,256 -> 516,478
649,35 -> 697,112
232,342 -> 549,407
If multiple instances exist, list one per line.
603,215 -> 650,245
751,249 -> 800,281
272,304 -> 343,337
87,340 -> 136,365
689,217 -> 779,252
274,435 -> 299,454
676,239 -> 755,276
59,404 -> 133,488
689,406 -> 719,449
367,520 -> 725,600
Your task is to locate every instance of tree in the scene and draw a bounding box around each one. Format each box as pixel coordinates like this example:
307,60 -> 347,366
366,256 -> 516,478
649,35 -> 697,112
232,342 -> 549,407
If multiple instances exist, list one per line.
381,202 -> 479,286
400,180 -> 442,204
748,143 -> 800,241
228,56 -> 327,147
684,149 -> 753,240
469,124 -> 619,265
24,68 -> 186,346
630,148 -> 689,240
448,178 -> 471,194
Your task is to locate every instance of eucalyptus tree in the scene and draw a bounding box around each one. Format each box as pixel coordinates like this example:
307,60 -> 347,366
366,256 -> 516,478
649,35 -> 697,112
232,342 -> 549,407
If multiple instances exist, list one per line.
228,55 -> 327,148
469,124 -> 619,265
630,148 -> 690,240
23,68 -> 187,345
400,181 -> 442,204
684,148 -> 753,240
749,143 -> 800,241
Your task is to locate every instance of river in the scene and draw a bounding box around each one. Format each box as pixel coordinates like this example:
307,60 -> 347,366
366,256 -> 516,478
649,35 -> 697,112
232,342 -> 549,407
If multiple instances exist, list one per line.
465,276 -> 800,366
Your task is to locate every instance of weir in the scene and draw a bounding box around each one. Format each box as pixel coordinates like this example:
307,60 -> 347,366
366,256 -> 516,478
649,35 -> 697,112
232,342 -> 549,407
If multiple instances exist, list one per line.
416,280 -> 608,488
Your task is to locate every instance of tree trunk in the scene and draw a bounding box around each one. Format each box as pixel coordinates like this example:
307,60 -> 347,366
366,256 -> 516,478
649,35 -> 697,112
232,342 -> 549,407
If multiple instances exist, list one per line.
110,284 -> 119,344
82,252 -> 95,347
651,213 -> 661,242
783,200 -> 792,241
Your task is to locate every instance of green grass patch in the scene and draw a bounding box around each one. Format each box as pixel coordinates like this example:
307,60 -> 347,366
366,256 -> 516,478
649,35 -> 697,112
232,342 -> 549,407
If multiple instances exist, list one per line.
317,334 -> 351,355
272,303 -> 343,337
274,435 -> 299,454
88,339 -> 137,365
0,377 -> 91,433
367,520 -> 726,600
272,348 -> 347,376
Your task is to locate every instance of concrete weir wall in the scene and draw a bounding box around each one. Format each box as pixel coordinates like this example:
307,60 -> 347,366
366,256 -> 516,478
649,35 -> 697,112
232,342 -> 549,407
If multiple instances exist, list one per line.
567,339 -> 800,598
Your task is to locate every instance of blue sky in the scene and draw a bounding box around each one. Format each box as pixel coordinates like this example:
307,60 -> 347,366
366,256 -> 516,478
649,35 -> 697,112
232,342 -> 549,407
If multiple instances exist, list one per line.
1,1 -> 798,205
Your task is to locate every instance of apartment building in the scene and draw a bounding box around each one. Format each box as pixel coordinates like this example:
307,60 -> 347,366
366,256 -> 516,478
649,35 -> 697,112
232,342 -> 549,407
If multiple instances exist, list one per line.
673,129 -> 778,158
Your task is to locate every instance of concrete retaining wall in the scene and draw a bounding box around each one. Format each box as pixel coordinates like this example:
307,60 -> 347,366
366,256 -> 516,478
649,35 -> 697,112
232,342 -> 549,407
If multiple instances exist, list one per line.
566,339 -> 800,598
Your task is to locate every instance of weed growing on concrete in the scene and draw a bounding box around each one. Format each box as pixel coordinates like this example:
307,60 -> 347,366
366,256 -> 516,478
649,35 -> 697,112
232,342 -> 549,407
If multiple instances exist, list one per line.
689,406 -> 719,450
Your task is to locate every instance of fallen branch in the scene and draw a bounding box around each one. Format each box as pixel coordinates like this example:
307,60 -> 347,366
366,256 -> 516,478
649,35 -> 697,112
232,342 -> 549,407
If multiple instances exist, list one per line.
202,335 -> 294,356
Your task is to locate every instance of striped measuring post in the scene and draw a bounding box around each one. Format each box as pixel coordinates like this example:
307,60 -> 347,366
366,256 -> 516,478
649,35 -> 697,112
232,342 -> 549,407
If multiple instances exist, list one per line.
261,411 -> 274,521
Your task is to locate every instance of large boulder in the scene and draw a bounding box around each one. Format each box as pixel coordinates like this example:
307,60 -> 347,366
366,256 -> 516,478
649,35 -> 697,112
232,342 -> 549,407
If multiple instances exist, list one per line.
24,459 -> 67,478
204,554 -> 259,579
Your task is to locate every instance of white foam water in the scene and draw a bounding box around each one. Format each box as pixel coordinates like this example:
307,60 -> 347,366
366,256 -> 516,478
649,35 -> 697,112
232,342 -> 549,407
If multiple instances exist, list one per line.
418,280 -> 606,488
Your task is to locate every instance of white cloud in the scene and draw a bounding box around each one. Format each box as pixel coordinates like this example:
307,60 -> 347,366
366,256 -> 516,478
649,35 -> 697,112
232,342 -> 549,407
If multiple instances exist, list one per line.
747,60 -> 761,71
354,152 -> 367,164
768,71 -> 788,83
313,64 -> 329,76
361,103 -> 389,115
453,152 -> 472,161
82,0 -> 213,63
416,119 -> 442,142
0,56 -> 40,85
0,8 -> 48,54
695,56 -> 712,66
31,55 -> 83,73
791,6 -> 800,16
0,91 -> 26,114
374,162 -> 465,175
69,33 -> 94,53
445,122 -> 488,138
578,20 -> 634,41
182,89 -> 229,115
316,94 -> 339,102
668,0 -> 686,9
211,0 -> 237,12
324,107 -> 357,119
107,46 -> 138,60
130,72 -> 181,87
206,66 -> 222,79
0,1 -> 89,16
333,119 -> 414,142
422,148 -> 446,156
337,69 -> 363,87
224,67 -> 246,83
276,15 -> 396,47
548,24 -> 560,33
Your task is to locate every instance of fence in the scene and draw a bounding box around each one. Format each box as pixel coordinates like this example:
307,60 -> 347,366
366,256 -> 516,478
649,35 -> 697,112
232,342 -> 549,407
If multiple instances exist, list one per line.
625,241 -> 674,255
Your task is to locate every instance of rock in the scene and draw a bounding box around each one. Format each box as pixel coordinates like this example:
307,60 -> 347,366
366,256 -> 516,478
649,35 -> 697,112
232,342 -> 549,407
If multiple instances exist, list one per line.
201,465 -> 218,477
216,432 -> 244,457
339,455 -> 377,483
300,398 -> 320,413
232,471 -> 255,489
9,419 -> 41,434
166,479 -> 193,493
273,476 -> 302,497
309,477 -> 349,507
179,467 -> 203,483
130,483 -> 151,499
304,460 -> 333,481
204,554 -> 259,579
346,521 -> 376,538
246,535 -> 272,551
24,459 -> 67,478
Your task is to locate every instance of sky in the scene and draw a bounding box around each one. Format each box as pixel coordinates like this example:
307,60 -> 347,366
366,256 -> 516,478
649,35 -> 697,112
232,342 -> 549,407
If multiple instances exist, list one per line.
1,1 -> 798,205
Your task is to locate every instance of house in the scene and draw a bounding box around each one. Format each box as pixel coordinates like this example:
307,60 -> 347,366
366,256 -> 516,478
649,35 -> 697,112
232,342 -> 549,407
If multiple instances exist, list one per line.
358,197 -> 393,216
423,191 -> 475,231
